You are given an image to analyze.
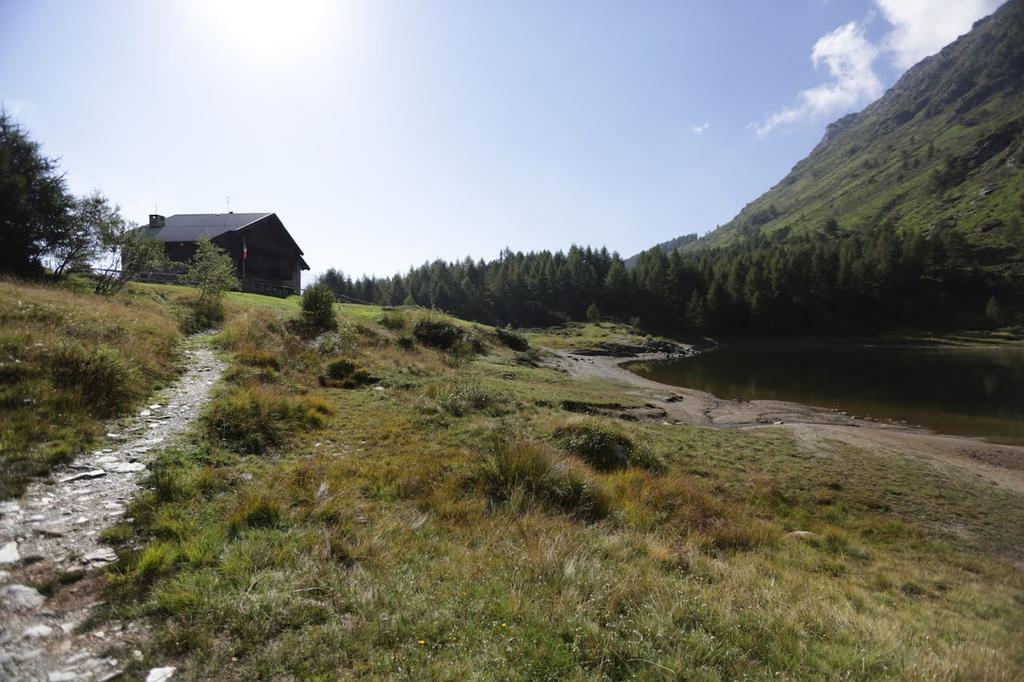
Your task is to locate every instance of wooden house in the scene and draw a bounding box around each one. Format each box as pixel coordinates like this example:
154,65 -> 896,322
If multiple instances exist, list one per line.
139,212 -> 309,295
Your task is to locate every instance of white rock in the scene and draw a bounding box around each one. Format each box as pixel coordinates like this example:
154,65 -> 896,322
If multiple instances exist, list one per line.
48,671 -> 78,681
147,666 -> 177,682
60,470 -> 106,483
23,624 -> 54,638
83,547 -> 118,564
0,541 -> 19,564
4,584 -> 45,608
139,409 -> 151,417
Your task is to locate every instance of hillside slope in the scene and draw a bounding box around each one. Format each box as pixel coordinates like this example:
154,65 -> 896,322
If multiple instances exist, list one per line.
679,0 -> 1024,281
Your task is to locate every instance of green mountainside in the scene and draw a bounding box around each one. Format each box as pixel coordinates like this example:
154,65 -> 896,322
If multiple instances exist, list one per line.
623,232 -> 698,268
675,0 -> 1024,282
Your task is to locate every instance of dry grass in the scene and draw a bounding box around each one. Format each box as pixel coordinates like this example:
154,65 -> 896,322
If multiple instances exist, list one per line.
0,278 -> 182,498
96,298 -> 1024,679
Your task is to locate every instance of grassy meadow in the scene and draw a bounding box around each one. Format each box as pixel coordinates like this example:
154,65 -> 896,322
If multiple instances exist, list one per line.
85,290 -> 1024,680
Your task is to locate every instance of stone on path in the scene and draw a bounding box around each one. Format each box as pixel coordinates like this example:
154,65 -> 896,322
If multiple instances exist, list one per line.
23,624 -> 54,638
3,584 -> 45,608
36,524 -> 71,537
82,547 -> 117,564
60,470 -> 106,483
0,541 -> 19,564
147,666 -> 177,681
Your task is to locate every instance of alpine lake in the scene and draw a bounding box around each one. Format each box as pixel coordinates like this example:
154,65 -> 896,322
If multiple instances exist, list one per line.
627,343 -> 1024,445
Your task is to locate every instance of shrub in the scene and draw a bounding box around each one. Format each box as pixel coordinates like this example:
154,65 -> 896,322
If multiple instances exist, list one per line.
319,358 -> 378,388
413,318 -> 463,350
552,420 -> 662,472
495,327 -> 529,351
180,295 -> 225,334
479,440 -> 611,520
301,281 -> 337,330
179,236 -> 238,302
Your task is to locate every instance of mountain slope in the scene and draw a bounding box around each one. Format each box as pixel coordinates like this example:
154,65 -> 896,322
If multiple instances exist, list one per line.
623,232 -> 697,268
674,0 -> 1024,281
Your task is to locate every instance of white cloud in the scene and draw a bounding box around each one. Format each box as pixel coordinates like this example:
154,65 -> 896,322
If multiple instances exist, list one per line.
754,21 -> 881,137
691,122 -> 711,135
875,0 -> 1003,68
753,0 -> 1003,137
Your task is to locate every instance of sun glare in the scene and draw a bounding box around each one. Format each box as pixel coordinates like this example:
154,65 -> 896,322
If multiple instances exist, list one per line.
199,0 -> 332,57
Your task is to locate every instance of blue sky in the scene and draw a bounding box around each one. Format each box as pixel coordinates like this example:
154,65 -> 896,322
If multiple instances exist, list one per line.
0,0 -> 1004,278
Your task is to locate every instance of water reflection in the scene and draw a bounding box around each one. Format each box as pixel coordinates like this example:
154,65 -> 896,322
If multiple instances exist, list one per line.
629,345 -> 1024,444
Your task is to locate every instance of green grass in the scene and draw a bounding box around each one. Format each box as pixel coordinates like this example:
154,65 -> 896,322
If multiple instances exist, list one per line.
94,300 -> 1024,679
0,279 -> 184,498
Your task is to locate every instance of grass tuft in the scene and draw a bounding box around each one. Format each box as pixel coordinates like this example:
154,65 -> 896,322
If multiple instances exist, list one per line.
205,385 -> 332,454
479,439 -> 612,520
552,418 -> 663,471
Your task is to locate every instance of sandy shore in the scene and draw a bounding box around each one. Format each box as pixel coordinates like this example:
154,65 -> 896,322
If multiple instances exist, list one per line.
551,350 -> 1024,496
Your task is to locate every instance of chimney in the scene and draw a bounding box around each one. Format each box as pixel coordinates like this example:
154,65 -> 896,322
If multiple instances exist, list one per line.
149,214 -> 166,227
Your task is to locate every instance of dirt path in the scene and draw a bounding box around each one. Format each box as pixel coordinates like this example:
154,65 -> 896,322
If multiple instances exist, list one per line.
551,350 -> 1024,496
0,336 -> 225,682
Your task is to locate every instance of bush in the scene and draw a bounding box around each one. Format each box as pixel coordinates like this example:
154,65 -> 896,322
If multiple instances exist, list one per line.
180,295 -> 225,334
319,358 -> 378,388
552,419 -> 662,471
301,281 -> 337,330
495,327 -> 529,351
479,440 -> 612,520
413,318 -> 463,349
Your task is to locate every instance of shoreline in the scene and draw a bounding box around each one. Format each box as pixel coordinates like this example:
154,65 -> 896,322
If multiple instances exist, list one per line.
550,349 -> 1024,497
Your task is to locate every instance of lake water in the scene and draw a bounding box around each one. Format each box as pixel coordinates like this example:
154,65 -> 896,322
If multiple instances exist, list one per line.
627,344 -> 1024,445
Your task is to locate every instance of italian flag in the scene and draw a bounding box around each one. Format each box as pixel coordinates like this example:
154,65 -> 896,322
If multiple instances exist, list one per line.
242,238 -> 248,261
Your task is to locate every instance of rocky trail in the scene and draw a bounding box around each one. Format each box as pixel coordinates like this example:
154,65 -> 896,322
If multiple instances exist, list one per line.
0,337 -> 225,681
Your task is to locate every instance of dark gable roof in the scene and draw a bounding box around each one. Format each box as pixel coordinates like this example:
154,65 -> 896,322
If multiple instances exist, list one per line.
142,212 -> 271,242
142,212 -> 310,271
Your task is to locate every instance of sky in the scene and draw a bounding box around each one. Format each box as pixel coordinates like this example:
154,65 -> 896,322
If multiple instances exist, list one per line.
0,0 -> 1006,279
